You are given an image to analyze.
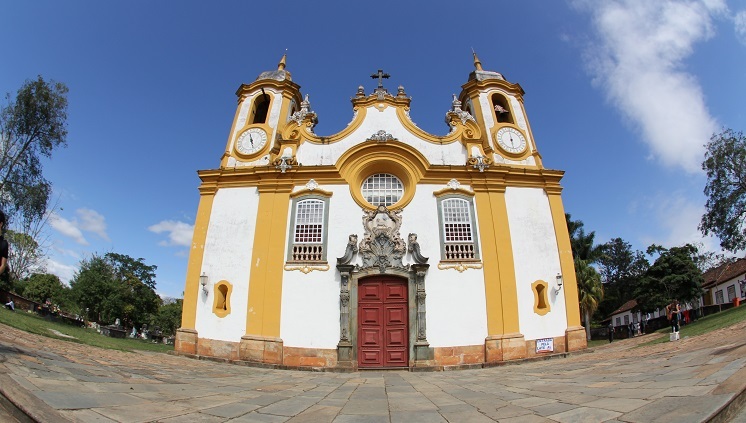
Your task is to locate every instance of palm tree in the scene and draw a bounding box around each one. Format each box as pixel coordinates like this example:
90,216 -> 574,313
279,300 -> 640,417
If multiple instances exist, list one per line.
575,258 -> 604,341
566,213 -> 601,262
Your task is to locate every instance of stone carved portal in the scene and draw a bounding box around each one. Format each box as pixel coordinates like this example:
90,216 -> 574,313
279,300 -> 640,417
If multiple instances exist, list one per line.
336,206 -> 430,368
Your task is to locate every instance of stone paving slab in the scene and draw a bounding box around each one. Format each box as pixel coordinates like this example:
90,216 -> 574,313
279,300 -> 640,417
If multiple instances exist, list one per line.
2,317 -> 746,422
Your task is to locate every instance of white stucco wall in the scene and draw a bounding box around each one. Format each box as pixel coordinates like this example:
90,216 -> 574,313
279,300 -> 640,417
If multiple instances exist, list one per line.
408,184 -> 489,347
280,184 -> 360,349
279,181 -> 489,349
505,187 -> 567,340
195,187 -> 259,342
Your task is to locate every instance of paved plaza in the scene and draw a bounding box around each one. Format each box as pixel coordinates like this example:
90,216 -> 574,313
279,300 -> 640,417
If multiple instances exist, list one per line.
1,319 -> 746,422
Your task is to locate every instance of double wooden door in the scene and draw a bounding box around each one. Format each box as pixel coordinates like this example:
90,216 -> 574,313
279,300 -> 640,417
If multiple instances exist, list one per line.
358,276 -> 408,368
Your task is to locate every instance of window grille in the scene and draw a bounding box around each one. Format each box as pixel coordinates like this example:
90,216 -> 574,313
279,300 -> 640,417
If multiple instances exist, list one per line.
290,199 -> 325,262
361,173 -> 403,207
441,198 -> 475,260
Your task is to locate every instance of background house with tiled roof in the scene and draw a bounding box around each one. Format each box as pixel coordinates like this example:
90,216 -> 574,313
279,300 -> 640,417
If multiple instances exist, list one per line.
702,257 -> 746,306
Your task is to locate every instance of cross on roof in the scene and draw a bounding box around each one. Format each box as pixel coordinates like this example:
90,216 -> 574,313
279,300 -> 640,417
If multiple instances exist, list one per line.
370,69 -> 390,89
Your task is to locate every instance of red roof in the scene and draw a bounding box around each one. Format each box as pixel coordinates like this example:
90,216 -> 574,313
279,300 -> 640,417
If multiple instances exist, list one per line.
702,257 -> 746,289
609,299 -> 638,316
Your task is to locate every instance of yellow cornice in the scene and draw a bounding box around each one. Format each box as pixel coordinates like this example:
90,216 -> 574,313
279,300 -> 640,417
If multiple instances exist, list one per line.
236,78 -> 301,102
289,186 -> 333,198
197,160 -> 565,195
432,186 -> 475,198
460,78 -> 525,100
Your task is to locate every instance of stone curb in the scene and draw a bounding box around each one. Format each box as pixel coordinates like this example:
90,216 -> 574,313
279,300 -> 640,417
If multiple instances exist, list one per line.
0,371 -> 70,423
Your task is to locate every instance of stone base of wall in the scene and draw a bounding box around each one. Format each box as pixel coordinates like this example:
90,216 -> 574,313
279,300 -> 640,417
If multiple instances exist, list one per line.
566,326 -> 588,351
525,335 -> 567,359
484,333 -> 527,363
284,347 -> 337,368
433,345 -> 484,366
173,331 -> 587,371
198,337 -> 240,361
174,328 -> 198,355
239,335 -> 283,364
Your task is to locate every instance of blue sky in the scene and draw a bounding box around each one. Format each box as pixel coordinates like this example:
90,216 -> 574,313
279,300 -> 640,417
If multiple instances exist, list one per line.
1,1 -> 744,299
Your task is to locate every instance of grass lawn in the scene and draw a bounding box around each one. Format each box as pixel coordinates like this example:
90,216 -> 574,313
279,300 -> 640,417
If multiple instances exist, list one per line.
0,307 -> 173,353
641,304 -> 746,346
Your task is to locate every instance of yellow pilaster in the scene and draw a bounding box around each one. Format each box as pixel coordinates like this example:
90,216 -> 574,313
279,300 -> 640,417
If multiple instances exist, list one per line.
546,190 -> 581,327
245,184 -> 292,337
474,187 -> 520,335
180,191 -> 216,330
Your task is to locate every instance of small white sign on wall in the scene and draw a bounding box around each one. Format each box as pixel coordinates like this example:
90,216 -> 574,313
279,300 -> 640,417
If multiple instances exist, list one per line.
536,338 -> 554,353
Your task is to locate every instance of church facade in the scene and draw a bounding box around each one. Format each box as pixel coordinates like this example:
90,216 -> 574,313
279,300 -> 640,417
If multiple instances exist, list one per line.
175,55 -> 586,370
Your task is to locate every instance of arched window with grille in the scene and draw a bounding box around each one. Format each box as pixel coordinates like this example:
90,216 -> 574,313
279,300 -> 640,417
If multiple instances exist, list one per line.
437,196 -> 480,260
287,196 -> 330,263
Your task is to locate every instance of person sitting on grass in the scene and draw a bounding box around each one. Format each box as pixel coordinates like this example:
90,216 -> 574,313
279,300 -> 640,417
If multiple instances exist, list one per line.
4,298 -> 13,311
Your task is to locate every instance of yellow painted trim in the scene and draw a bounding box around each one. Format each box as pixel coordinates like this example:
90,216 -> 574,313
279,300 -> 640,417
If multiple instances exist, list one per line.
245,186 -> 292,338
546,192 -> 582,327
180,192 -> 215,330
433,186 -> 475,198
395,107 -> 482,144
280,107 -> 367,144
532,280 -> 551,316
233,124 -> 273,159
474,187 -> 520,335
493,124 -> 531,160
437,261 -> 483,272
289,186 -> 333,199
212,280 -> 233,318
283,263 -> 330,273
337,142 -> 428,210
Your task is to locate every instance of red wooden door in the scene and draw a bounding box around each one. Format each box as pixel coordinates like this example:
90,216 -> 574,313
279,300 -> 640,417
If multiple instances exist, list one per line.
358,276 -> 408,368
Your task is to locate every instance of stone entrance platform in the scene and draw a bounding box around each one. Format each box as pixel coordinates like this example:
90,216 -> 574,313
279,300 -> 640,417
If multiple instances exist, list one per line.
1,318 -> 746,422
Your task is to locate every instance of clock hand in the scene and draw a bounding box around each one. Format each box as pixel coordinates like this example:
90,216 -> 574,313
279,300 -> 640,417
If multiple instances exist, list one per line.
249,134 -> 254,146
509,134 -> 515,147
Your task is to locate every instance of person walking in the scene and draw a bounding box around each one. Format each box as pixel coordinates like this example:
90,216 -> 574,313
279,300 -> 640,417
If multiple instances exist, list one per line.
608,322 -> 614,343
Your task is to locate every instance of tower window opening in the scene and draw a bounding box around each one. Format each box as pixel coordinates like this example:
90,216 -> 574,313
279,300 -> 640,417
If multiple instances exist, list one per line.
491,93 -> 513,124
250,94 -> 270,124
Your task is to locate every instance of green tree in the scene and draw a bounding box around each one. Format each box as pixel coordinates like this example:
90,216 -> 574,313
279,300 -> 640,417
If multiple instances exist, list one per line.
700,128 -> 746,251
5,230 -> 42,280
69,254 -> 119,323
575,258 -> 604,341
595,238 -> 649,317
151,299 -> 183,336
565,213 -> 601,262
69,253 -> 160,328
0,76 -> 68,223
634,244 -> 704,312
105,252 -> 157,290
22,273 -> 65,303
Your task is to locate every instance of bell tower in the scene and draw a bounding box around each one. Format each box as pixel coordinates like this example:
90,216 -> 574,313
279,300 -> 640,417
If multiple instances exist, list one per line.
220,54 -> 304,169
459,53 -> 543,167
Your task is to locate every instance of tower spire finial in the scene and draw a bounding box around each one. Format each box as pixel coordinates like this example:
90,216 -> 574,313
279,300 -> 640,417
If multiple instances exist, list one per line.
278,50 -> 287,71
472,49 -> 483,71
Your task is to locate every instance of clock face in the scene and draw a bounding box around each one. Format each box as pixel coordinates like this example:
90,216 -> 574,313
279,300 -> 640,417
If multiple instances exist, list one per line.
235,128 -> 268,155
496,127 -> 527,154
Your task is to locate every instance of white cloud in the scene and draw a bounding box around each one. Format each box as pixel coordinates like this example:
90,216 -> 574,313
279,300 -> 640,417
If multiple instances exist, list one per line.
736,10 -> 746,44
49,208 -> 110,245
148,220 -> 194,247
44,259 -> 79,286
76,209 -> 109,241
50,214 -> 88,245
576,0 -> 724,173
